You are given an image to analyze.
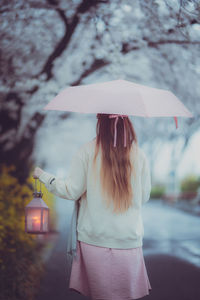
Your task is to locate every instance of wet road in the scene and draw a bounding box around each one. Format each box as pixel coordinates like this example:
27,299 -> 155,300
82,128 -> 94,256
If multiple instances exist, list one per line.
35,199 -> 200,300
142,199 -> 200,268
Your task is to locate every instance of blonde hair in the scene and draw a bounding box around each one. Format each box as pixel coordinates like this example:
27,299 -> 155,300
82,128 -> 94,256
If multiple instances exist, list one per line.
92,113 -> 138,214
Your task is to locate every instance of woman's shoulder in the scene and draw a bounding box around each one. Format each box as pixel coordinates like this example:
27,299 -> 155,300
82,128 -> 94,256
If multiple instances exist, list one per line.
137,147 -> 149,168
76,138 -> 96,161
80,138 -> 96,151
132,142 -> 148,163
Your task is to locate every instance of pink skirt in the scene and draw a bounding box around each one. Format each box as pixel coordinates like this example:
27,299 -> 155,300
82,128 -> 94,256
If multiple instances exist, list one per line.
69,240 -> 152,300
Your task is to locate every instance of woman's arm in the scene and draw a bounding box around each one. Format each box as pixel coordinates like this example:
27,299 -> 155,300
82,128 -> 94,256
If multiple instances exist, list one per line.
37,147 -> 87,201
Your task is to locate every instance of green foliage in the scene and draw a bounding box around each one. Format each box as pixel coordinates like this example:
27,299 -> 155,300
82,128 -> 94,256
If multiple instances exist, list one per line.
0,164 -> 57,300
150,184 -> 166,198
180,174 -> 200,193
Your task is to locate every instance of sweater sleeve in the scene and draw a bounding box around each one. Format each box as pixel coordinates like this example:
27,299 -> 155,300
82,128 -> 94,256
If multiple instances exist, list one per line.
38,147 -> 87,201
141,151 -> 151,204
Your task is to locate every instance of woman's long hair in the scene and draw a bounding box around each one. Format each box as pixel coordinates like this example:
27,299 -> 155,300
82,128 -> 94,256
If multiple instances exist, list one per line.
92,113 -> 138,214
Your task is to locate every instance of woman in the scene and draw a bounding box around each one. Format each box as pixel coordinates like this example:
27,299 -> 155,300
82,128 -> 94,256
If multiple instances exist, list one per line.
33,113 -> 152,299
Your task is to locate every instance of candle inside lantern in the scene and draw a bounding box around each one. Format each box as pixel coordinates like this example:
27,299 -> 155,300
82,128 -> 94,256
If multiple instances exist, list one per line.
31,216 -> 41,231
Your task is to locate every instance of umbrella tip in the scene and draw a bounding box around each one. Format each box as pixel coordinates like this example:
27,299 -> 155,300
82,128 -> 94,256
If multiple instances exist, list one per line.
174,116 -> 178,129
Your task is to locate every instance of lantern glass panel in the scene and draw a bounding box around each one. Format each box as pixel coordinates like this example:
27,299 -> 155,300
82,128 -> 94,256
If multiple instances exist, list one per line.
42,209 -> 49,232
26,208 -> 42,232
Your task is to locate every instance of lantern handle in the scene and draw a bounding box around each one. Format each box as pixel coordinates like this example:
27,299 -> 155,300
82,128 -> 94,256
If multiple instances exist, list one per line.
34,178 -> 42,192
33,178 -> 43,198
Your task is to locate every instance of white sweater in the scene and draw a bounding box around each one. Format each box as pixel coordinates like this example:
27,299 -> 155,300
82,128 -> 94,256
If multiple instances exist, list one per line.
38,138 -> 151,249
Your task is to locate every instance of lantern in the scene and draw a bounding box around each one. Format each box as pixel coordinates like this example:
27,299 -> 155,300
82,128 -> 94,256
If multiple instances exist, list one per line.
25,179 -> 50,234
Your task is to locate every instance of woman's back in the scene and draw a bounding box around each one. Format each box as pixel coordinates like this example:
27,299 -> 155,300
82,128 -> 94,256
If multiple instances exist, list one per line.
77,137 -> 151,249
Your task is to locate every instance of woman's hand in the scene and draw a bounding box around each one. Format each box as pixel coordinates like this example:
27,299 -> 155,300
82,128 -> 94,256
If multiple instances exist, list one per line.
33,167 -> 44,179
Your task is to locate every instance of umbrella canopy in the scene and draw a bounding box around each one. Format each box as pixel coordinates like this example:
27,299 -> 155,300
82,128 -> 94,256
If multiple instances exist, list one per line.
43,79 -> 193,128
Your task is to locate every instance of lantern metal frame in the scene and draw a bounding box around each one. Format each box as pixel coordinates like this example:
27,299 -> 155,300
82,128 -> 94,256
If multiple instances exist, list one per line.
25,178 -> 50,234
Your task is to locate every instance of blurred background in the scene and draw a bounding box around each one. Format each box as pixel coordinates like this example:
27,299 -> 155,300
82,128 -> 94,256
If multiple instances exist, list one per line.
0,0 -> 200,300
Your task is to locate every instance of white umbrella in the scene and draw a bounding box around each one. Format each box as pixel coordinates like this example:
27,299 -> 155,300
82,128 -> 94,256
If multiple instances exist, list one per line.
43,79 -> 193,128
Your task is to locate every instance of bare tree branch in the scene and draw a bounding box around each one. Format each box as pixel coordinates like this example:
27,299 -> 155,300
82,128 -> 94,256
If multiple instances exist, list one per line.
71,58 -> 110,86
121,38 -> 200,53
35,0 -> 105,80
